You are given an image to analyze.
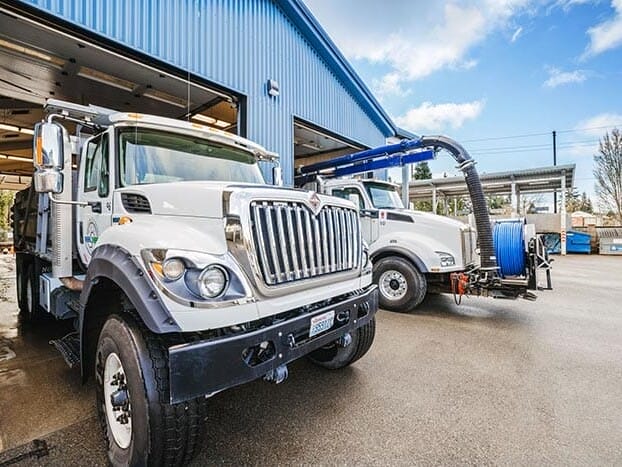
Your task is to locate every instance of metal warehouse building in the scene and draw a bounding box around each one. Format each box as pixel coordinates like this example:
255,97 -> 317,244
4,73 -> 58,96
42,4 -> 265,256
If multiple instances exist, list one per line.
0,0 -> 397,188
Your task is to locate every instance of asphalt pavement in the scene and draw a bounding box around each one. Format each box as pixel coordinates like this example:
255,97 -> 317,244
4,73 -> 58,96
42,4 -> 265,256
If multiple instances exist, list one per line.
0,254 -> 621,465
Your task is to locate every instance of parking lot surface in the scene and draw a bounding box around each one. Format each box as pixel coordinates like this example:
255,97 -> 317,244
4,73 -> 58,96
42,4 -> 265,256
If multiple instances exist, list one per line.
1,254 -> 621,465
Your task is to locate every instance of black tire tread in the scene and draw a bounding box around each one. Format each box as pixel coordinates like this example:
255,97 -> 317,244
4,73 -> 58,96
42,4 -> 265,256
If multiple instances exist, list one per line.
133,317 -> 207,467
97,313 -> 207,467
374,256 -> 427,312
348,318 -> 376,365
308,318 -> 376,369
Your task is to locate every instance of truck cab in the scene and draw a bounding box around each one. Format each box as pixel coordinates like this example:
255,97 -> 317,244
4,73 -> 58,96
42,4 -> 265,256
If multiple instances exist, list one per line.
13,100 -> 378,466
323,178 -> 477,311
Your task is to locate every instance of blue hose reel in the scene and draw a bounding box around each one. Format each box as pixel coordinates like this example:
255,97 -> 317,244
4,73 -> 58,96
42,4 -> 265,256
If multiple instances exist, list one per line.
493,219 -> 526,277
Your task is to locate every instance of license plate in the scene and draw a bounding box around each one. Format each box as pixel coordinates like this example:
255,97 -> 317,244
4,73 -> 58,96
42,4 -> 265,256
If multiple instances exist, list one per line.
309,310 -> 335,338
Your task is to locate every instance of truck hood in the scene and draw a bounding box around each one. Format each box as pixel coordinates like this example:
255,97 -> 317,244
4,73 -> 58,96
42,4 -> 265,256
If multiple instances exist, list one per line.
116,181 -> 353,218
389,208 -> 469,230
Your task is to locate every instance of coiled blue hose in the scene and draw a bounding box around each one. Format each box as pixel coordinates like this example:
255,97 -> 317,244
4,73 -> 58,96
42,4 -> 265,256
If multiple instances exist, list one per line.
493,220 -> 526,277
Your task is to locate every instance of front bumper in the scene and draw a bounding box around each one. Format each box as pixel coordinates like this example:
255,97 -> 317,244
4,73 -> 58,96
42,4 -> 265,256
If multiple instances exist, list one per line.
168,285 -> 378,403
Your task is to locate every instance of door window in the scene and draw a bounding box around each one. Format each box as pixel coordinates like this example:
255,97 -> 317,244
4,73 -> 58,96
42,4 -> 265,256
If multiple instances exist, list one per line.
84,135 -> 109,197
331,187 -> 365,210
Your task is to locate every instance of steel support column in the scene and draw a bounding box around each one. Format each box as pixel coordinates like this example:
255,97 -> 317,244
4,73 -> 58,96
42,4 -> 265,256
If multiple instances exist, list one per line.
560,173 -> 567,255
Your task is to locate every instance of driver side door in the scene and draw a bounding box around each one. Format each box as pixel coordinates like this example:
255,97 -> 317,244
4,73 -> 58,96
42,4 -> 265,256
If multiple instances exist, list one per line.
329,186 -> 379,244
76,132 -> 113,266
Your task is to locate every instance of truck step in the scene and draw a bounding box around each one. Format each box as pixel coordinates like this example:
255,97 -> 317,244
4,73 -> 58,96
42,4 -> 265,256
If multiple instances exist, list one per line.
50,333 -> 80,369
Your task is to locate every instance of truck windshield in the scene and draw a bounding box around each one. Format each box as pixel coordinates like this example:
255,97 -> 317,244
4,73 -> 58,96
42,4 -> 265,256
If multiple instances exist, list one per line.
118,128 -> 265,186
364,182 -> 404,209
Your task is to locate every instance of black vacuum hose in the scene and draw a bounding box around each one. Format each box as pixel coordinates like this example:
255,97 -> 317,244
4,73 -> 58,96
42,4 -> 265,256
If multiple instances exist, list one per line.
419,135 -> 498,271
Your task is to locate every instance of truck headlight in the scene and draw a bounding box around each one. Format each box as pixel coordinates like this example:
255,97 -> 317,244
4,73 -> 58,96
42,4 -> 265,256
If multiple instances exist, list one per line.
141,249 -> 249,306
435,251 -> 455,267
197,266 -> 228,298
162,258 -> 185,281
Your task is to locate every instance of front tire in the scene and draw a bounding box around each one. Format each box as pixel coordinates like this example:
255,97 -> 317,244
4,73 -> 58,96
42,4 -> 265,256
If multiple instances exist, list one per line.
95,314 -> 206,467
373,256 -> 427,312
307,318 -> 376,369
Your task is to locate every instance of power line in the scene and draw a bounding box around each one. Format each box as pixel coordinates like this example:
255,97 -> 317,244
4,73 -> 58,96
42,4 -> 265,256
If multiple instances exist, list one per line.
460,131 -> 551,143
457,123 -> 622,144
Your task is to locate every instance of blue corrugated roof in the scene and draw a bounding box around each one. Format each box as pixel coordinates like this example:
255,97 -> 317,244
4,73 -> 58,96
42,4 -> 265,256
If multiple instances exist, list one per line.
275,0 -> 397,137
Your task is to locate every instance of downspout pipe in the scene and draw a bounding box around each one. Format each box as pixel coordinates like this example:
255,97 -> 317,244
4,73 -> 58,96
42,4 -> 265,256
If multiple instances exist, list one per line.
419,135 -> 498,272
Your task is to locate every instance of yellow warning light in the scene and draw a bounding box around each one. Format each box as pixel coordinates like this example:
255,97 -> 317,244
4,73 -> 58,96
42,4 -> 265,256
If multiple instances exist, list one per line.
35,136 -> 43,166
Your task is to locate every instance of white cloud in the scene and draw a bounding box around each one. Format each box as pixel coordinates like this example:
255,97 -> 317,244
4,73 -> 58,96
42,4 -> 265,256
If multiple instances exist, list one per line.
511,26 -> 524,42
583,0 -> 622,57
304,0 -> 535,89
372,73 -> 412,98
562,113 -> 622,159
543,67 -> 588,87
555,0 -> 599,10
576,112 -> 622,136
394,100 -> 485,133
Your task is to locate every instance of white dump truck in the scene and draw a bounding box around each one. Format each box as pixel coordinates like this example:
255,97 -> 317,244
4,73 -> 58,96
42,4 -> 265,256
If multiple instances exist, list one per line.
12,100 -> 378,465
295,138 -> 552,312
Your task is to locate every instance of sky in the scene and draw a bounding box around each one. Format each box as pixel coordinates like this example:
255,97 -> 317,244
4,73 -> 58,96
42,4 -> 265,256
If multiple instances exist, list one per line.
303,0 -> 622,209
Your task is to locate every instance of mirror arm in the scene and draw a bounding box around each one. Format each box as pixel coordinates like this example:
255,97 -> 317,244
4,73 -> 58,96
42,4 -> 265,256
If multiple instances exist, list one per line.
47,113 -> 99,130
48,193 -> 89,207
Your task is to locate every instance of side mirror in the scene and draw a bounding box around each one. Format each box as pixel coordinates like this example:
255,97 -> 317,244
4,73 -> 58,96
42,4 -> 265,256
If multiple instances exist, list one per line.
34,169 -> 63,193
272,166 -> 283,187
33,122 -> 65,193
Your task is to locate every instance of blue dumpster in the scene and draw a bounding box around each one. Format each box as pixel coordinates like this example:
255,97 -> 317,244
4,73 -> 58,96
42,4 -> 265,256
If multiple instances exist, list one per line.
542,233 -> 561,254
566,230 -> 591,254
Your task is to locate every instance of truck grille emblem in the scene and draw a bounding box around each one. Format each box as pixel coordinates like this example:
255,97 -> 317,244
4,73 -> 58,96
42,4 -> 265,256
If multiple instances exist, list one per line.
308,192 -> 321,216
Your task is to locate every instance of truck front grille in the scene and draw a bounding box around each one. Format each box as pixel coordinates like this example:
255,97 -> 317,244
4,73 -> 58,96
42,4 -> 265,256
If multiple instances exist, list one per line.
250,201 -> 360,285
461,228 -> 477,266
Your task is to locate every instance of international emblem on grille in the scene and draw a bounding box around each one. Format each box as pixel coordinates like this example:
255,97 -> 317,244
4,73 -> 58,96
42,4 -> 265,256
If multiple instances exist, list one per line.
308,192 -> 321,216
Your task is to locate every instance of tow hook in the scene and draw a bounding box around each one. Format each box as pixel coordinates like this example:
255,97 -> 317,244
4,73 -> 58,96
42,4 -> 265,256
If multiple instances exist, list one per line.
337,332 -> 352,348
263,364 -> 288,384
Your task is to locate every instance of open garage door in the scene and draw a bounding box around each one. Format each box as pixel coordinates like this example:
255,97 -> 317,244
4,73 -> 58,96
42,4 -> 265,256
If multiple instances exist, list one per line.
0,4 -> 242,190
293,119 -> 364,171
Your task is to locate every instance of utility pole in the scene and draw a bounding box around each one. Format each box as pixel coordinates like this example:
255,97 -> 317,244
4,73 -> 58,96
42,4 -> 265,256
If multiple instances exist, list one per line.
553,130 -> 557,213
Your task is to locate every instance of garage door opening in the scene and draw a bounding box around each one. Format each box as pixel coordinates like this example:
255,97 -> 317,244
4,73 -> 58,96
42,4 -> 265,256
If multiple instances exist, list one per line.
293,119 -> 364,174
0,6 -> 242,190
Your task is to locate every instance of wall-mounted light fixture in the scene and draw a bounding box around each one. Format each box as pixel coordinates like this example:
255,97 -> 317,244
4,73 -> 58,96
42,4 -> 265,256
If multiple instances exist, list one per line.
267,79 -> 279,97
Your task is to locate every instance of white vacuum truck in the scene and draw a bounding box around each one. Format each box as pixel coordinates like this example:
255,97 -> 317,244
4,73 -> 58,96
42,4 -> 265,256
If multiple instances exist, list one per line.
295,138 -> 552,312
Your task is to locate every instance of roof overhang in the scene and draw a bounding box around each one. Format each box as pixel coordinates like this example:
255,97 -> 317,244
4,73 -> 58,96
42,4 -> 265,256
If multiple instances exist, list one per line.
409,164 -> 576,201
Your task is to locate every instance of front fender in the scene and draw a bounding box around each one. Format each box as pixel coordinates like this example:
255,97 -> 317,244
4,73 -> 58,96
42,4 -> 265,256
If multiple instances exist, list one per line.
79,244 -> 181,334
370,232 -> 456,271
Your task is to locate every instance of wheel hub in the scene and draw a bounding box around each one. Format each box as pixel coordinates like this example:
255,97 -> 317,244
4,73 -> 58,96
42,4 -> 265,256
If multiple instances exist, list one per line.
103,353 -> 132,448
379,270 -> 408,300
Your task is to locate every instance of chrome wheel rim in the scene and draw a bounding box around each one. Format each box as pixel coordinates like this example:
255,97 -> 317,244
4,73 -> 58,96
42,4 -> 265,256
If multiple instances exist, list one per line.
103,352 -> 132,449
379,270 -> 408,301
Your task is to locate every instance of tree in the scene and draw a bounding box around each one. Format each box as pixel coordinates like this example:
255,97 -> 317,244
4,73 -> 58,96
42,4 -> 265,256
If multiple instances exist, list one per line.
412,162 -> 433,211
594,129 -> 622,222
0,190 -> 15,231
565,188 -> 581,212
563,189 -> 593,213
488,195 -> 509,210
413,161 -> 431,180
580,192 -> 593,213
